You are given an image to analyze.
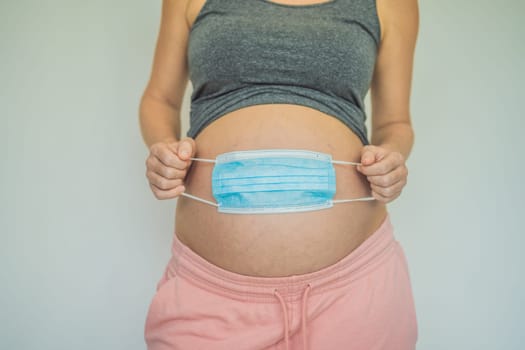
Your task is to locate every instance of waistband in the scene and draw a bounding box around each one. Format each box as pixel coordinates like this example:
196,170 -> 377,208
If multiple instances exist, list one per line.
168,213 -> 396,303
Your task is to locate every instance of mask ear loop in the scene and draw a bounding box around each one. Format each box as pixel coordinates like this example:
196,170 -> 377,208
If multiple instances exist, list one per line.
189,157 -> 216,163
331,159 -> 361,166
179,192 -> 219,206
179,157 -> 219,207
331,159 -> 376,203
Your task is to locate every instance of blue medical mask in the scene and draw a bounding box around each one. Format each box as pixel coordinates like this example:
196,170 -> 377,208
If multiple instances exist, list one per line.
180,149 -> 375,214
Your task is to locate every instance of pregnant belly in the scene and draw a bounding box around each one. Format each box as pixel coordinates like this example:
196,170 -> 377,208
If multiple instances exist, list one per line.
175,104 -> 387,277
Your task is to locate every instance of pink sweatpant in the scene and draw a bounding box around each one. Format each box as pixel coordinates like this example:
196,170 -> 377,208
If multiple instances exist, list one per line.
144,214 -> 418,350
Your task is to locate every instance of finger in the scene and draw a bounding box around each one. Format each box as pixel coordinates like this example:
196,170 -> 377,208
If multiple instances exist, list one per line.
360,147 -> 377,166
358,152 -> 404,176
146,156 -> 188,179
370,188 -> 390,203
366,165 -> 408,188
357,145 -> 388,174
371,181 -> 404,199
146,170 -> 184,190
360,145 -> 384,164
150,144 -> 189,170
165,142 -> 180,156
371,186 -> 402,204
149,183 -> 186,200
176,137 -> 197,160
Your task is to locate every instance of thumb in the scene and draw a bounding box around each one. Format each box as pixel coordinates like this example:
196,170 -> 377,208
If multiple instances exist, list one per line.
177,137 -> 196,160
360,146 -> 377,166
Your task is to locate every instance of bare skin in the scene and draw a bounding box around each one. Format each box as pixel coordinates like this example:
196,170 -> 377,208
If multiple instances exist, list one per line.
140,0 -> 419,277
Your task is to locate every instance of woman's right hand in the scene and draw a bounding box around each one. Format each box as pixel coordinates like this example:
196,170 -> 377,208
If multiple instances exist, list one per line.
145,137 -> 197,200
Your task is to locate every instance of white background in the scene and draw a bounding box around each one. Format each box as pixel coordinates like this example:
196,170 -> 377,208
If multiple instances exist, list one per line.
2,0 -> 524,349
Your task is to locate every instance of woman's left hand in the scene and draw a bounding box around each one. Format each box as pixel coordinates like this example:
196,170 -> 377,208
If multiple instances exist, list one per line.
356,145 -> 408,204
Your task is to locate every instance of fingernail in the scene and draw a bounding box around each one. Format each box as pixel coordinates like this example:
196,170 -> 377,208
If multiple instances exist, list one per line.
180,150 -> 189,157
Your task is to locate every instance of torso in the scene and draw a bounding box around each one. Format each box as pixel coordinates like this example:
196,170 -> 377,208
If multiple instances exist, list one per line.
175,0 -> 388,277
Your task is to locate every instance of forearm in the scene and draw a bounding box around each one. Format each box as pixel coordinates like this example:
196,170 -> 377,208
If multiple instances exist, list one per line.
371,121 -> 415,160
139,94 -> 181,148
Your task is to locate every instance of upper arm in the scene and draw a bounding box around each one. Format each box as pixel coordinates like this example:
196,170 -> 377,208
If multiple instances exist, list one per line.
142,0 -> 191,111
370,0 -> 419,132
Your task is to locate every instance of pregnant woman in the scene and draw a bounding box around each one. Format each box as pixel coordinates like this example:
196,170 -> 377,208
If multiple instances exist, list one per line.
140,0 -> 419,349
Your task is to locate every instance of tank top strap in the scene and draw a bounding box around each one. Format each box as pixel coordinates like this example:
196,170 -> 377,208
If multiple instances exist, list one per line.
190,0 -> 237,33
198,0 -> 242,13
329,0 -> 382,47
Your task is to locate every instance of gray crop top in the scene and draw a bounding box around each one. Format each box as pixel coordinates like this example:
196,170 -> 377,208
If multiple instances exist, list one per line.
187,0 -> 381,145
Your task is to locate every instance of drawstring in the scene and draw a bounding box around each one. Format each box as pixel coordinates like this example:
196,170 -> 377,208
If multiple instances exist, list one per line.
301,284 -> 312,350
273,289 -> 290,350
274,284 -> 312,350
